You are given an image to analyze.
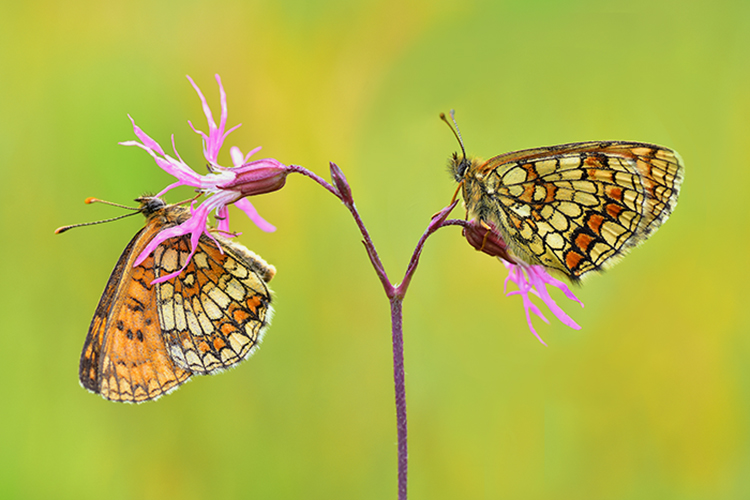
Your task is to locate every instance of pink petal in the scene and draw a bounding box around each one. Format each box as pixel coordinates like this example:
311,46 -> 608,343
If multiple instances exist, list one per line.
126,115 -> 166,156
229,145 -> 262,167
133,223 -> 192,268
538,270 -> 584,306
230,146 -> 244,167
244,146 -> 262,163
216,205 -> 231,233
501,262 -> 584,344
187,75 -> 216,133
527,267 -> 581,330
186,74 -> 241,165
520,295 -> 548,346
214,74 -> 227,133
122,140 -> 203,187
235,198 -> 276,232
133,203 -> 221,284
154,180 -> 185,199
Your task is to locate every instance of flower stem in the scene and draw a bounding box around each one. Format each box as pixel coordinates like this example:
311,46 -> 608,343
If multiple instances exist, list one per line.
390,297 -> 407,500
300,162 -> 463,499
397,203 -> 460,295
288,164 -> 341,198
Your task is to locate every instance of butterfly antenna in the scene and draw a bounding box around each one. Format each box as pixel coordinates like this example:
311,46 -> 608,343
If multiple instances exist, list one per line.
440,109 -> 467,161
84,197 -> 141,210
54,197 -> 144,234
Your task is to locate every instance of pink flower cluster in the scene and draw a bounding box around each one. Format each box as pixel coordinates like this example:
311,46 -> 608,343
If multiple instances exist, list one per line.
121,75 -> 291,283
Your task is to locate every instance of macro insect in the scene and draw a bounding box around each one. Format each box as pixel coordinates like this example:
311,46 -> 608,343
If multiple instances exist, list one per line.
56,196 -> 275,403
442,111 -> 684,281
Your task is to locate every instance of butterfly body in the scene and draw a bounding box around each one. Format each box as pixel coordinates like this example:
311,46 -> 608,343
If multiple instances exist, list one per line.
80,197 -> 275,403
451,141 -> 684,281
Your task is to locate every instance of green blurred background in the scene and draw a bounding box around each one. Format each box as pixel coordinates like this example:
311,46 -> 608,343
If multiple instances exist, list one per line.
2,0 -> 748,498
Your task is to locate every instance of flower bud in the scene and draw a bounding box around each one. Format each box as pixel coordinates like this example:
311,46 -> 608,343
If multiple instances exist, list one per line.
329,162 -> 353,205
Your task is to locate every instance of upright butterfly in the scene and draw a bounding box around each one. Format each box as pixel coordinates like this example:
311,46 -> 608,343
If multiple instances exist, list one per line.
60,196 -> 275,403
443,113 -> 684,281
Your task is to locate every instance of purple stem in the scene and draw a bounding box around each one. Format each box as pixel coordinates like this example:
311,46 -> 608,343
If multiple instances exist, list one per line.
397,204 -> 461,296
288,164 -> 341,198
390,297 -> 407,500
294,163 -> 462,500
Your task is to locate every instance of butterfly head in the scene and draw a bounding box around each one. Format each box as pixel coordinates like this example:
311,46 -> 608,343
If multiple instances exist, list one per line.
134,195 -> 199,227
135,196 -> 168,217
448,151 -> 475,182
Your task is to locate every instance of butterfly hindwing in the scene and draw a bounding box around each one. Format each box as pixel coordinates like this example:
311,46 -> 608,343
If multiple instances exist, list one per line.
463,141 -> 683,280
154,233 -> 274,375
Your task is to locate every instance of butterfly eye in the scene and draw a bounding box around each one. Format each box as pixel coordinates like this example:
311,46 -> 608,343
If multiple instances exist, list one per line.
449,154 -> 471,181
137,196 -> 167,215
448,152 -> 466,182
457,157 -> 472,178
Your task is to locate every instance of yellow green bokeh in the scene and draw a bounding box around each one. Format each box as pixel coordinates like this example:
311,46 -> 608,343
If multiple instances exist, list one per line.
2,0 -> 749,498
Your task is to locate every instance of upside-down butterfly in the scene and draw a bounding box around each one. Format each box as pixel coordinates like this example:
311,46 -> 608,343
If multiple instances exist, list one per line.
58,196 -> 275,403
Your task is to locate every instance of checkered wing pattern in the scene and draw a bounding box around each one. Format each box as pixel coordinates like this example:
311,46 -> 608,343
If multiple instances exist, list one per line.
154,233 -> 274,375
79,197 -> 275,403
461,141 -> 683,280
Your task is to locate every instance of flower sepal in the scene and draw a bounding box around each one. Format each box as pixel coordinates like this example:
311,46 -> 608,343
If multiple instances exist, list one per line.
462,219 -> 516,264
218,158 -> 290,196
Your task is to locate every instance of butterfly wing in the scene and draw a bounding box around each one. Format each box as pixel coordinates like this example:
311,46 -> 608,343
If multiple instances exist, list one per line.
464,141 -> 683,280
154,230 -> 275,375
80,220 -> 192,403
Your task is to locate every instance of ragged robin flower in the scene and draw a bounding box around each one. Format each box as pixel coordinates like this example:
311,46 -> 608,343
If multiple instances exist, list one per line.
462,219 -> 583,345
120,74 -> 292,283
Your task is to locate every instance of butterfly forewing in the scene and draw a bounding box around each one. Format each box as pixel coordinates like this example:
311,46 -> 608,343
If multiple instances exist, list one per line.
463,141 -> 683,280
154,232 -> 274,375
80,212 -> 191,403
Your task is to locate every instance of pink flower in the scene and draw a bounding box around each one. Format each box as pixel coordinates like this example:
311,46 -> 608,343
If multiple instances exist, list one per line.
463,220 -> 583,344
120,74 -> 292,283
502,262 -> 583,346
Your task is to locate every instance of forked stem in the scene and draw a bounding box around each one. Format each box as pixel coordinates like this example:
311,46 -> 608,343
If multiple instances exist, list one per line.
294,163 -> 463,499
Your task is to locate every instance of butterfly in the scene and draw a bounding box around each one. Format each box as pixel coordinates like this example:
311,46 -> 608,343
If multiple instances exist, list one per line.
70,196 -> 275,403
443,114 -> 684,281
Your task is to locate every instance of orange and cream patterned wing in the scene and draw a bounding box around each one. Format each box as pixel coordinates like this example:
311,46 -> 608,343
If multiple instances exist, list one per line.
470,141 -> 683,280
154,232 -> 275,375
80,220 -> 191,403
